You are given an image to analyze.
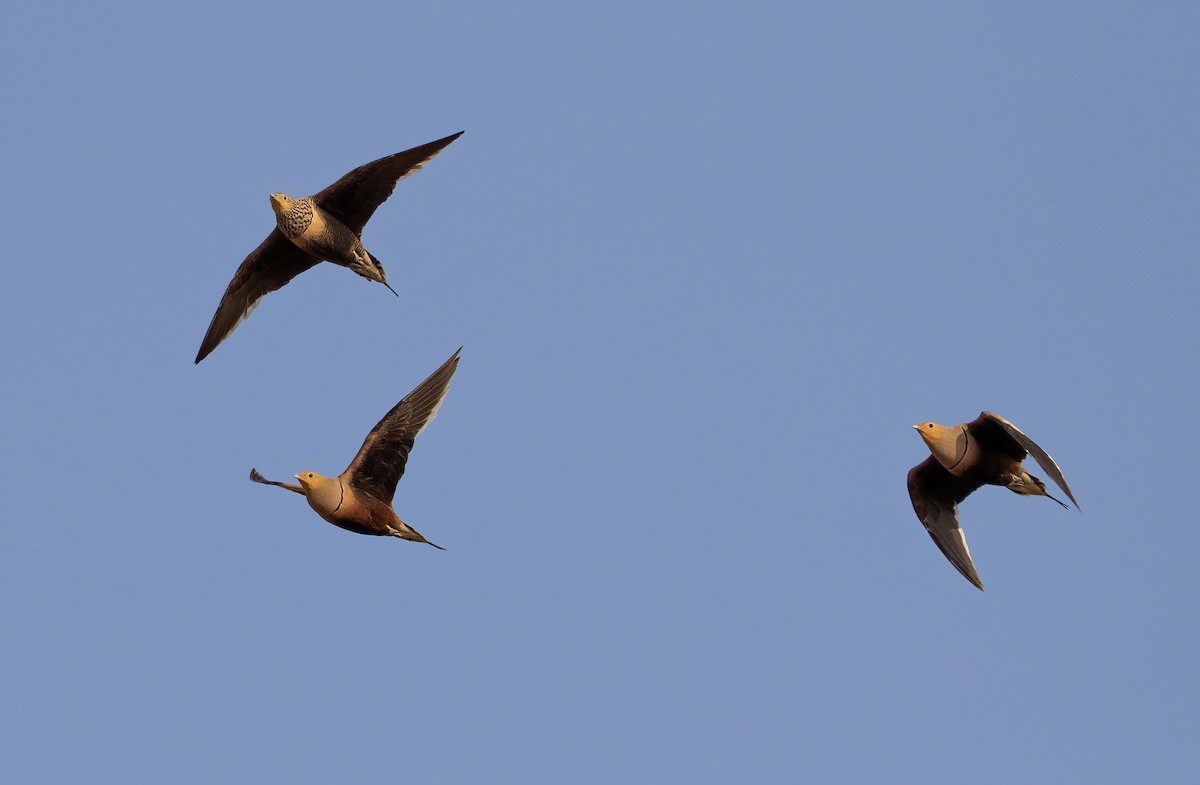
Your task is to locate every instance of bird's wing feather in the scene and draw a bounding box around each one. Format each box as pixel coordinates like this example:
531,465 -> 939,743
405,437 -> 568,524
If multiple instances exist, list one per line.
907,457 -> 986,590
195,230 -> 323,363
965,413 -> 1026,462
981,412 -> 1079,508
343,348 -> 461,504
249,467 -> 305,495
313,131 -> 464,235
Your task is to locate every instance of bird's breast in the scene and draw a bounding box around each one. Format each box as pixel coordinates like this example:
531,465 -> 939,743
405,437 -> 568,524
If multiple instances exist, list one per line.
302,476 -> 345,520
285,204 -> 325,252
287,206 -> 361,265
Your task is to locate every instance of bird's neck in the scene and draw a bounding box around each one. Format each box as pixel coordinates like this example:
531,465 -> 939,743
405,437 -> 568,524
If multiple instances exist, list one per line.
305,476 -> 345,518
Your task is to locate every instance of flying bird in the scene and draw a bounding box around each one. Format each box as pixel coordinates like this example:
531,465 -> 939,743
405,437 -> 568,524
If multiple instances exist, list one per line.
906,411 -> 1079,590
250,347 -> 461,548
194,131 -> 464,363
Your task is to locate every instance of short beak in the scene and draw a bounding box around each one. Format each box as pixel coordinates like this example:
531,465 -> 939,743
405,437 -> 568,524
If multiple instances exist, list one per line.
912,425 -> 920,431
293,474 -> 302,480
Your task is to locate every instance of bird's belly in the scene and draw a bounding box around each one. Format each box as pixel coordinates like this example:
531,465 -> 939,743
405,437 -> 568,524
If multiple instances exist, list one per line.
959,453 -> 1019,487
317,494 -> 392,536
325,513 -> 386,537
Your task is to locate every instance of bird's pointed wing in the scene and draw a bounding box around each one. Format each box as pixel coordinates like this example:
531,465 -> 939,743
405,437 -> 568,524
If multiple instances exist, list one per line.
312,131 -> 464,235
980,412 -> 1079,509
194,230 -> 323,363
250,467 -> 305,496
907,457 -> 986,590
343,348 -> 461,504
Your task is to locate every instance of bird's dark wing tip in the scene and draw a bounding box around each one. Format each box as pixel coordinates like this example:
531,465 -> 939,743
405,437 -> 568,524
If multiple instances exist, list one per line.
194,326 -> 226,364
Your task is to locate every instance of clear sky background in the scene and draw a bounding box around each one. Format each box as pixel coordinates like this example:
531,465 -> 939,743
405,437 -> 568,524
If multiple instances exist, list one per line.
2,2 -> 1197,782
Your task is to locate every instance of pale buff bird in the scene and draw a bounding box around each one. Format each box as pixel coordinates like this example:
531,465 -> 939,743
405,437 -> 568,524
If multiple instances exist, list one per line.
250,348 -> 461,547
195,131 -> 464,363
907,411 -> 1079,590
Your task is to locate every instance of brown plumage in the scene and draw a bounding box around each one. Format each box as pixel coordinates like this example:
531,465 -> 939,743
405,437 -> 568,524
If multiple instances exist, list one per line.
195,131 -> 464,363
250,348 -> 461,547
907,411 -> 1079,590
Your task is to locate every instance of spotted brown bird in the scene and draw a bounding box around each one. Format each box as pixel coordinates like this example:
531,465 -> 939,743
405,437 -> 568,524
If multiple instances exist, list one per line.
907,411 -> 1079,590
194,131 -> 464,363
249,348 -> 461,547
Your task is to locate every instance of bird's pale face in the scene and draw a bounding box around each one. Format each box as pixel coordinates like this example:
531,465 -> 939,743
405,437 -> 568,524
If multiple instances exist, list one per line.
912,424 -> 940,441
294,471 -> 323,492
914,421 -> 971,469
269,193 -> 294,217
913,421 -> 950,447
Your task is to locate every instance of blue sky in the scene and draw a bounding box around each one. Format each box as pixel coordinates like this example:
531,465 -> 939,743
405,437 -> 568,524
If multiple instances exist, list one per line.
2,2 -> 1197,782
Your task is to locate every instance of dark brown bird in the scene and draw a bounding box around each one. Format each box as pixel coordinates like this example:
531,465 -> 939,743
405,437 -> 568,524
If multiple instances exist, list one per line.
907,411 -> 1079,590
250,348 -> 461,547
195,131 -> 464,363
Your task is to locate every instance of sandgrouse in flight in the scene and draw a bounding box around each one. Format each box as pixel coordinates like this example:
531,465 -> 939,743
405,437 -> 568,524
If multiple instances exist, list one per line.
250,348 -> 461,548
907,411 -> 1079,590
195,131 -> 463,363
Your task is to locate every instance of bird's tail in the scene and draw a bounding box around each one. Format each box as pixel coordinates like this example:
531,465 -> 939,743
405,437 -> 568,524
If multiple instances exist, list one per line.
345,249 -> 398,296
391,522 -> 445,550
249,468 -> 305,495
372,255 -> 399,297
1009,471 -> 1069,509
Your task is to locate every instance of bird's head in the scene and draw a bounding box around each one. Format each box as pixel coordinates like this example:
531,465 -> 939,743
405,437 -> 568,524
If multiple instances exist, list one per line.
913,421 -> 969,470
913,421 -> 945,442
269,193 -> 294,217
294,471 -> 319,489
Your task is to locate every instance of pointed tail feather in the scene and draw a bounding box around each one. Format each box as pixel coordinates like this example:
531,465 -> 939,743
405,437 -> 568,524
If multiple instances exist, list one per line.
249,468 -> 305,495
